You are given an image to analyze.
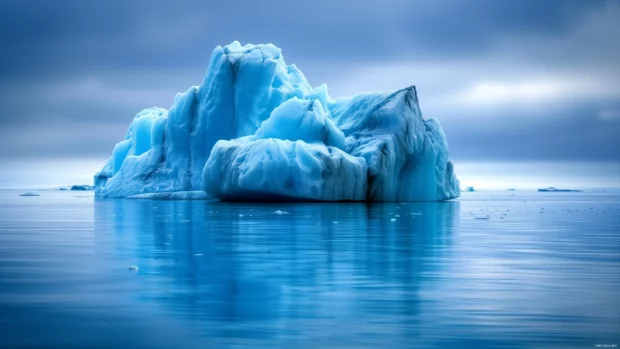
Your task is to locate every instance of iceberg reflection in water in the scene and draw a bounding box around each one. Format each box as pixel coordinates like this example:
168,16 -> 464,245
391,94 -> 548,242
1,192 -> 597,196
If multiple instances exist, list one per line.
96,200 -> 458,327
1,191 -> 619,348
92,199 -> 460,347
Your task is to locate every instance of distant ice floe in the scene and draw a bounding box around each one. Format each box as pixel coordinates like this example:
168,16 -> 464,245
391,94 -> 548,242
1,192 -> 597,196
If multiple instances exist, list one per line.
70,185 -> 94,191
19,192 -> 40,197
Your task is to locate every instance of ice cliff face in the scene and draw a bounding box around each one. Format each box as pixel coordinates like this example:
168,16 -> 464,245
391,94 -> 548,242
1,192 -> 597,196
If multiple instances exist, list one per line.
94,42 -> 459,201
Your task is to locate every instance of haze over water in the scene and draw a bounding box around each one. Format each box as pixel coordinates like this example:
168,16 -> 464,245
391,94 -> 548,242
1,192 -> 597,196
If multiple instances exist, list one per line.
1,160 -> 618,191
0,190 -> 618,348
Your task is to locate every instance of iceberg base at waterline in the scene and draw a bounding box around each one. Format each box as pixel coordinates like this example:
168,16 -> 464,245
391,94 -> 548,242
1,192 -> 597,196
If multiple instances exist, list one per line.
127,191 -> 211,200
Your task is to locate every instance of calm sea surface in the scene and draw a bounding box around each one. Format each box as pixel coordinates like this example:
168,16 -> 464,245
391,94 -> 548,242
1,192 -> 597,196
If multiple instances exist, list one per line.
0,190 -> 618,348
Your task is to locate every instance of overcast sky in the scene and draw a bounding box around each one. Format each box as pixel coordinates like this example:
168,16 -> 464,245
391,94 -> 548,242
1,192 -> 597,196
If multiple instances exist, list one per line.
0,0 -> 619,171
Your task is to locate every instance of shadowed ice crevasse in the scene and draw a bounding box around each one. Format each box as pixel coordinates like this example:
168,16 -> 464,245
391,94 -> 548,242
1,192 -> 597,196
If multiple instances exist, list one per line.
94,42 -> 459,201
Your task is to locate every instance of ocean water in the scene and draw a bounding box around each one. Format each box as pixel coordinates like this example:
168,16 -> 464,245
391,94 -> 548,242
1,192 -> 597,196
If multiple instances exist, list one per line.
0,190 -> 618,349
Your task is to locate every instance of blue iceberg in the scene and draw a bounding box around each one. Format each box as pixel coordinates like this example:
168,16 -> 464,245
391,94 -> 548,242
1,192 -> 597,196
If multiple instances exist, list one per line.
95,42 -> 459,201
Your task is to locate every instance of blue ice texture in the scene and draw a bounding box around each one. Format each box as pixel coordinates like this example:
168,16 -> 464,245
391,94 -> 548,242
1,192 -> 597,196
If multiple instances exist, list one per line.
95,42 -> 459,201
127,191 -> 210,200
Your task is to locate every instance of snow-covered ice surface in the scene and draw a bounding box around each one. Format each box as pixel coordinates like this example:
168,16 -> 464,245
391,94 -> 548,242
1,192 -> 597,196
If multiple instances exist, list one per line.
95,42 -> 459,201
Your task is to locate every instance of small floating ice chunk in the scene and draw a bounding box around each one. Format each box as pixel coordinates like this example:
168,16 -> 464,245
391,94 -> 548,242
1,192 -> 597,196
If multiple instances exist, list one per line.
128,266 -> 139,271
474,217 -> 490,220
19,192 -> 40,197
71,185 -> 94,191
391,218 -> 397,222
273,210 -> 289,215
193,253 -> 203,257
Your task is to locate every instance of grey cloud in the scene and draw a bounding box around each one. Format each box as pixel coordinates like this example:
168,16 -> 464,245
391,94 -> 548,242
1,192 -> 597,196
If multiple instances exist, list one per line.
442,101 -> 620,161
0,0 -> 609,78
0,0 -> 618,163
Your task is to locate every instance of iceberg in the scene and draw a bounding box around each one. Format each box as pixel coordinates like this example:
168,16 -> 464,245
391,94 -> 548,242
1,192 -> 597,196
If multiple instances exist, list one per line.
95,42 -> 459,201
